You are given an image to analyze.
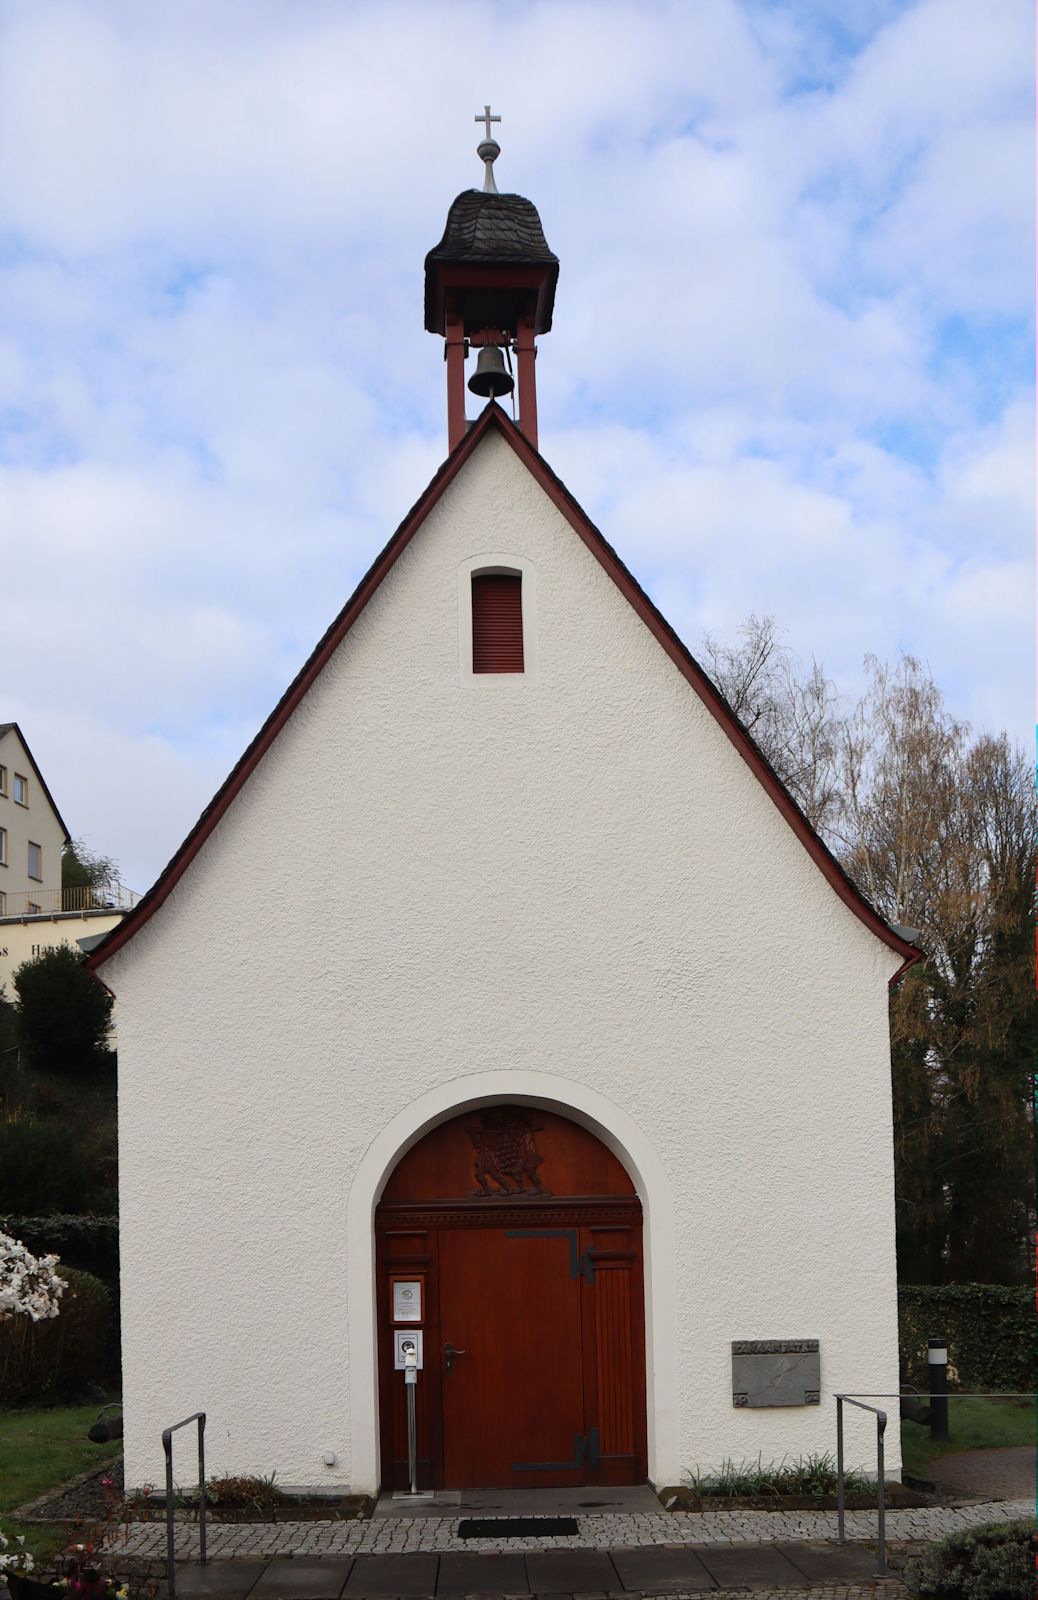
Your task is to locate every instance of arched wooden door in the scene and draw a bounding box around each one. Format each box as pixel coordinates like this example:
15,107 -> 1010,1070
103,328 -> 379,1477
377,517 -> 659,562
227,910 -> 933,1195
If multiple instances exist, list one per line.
375,1106 -> 646,1490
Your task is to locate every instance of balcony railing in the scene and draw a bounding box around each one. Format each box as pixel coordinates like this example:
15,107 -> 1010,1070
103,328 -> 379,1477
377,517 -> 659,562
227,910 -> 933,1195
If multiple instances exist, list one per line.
0,885 -> 140,918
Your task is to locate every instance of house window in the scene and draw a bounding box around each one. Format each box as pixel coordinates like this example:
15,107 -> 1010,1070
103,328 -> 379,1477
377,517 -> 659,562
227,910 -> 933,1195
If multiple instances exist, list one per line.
27,902 -> 40,914
471,572 -> 524,673
28,841 -> 41,881
0,828 -> 6,865
0,892 -> 5,915
0,766 -> 6,795
13,773 -> 27,806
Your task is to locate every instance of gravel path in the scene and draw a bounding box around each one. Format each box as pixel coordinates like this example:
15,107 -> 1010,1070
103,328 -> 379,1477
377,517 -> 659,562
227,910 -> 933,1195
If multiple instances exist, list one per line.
107,1499 -> 1034,1560
16,1462 -> 125,1522
925,1446 -> 1034,1502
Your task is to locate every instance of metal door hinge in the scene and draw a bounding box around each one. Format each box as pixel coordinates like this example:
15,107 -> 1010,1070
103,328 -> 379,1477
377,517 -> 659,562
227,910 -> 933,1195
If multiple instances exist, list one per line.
513,1427 -> 600,1473
505,1227 -> 596,1282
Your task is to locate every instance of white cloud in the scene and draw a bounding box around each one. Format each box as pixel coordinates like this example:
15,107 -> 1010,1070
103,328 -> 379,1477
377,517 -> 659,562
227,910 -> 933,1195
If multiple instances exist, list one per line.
0,0 -> 1031,887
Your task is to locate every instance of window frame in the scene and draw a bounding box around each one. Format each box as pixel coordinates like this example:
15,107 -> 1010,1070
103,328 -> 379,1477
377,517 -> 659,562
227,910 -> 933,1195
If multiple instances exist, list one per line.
457,554 -> 538,685
0,827 -> 6,866
471,571 -> 525,675
0,765 -> 6,796
27,841 -> 42,881
13,773 -> 28,807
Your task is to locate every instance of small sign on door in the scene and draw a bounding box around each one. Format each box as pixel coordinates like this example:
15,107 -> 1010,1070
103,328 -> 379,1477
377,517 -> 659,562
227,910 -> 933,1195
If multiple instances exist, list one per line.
391,1278 -> 423,1323
394,1330 -> 424,1370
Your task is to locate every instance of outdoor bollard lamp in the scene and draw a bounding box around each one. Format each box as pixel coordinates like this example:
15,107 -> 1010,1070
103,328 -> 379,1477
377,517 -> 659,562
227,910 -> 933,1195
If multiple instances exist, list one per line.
927,1338 -> 949,1441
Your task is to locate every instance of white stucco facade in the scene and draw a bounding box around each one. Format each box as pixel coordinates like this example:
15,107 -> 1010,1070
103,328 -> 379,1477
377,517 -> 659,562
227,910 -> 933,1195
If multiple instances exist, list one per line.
101,428 -> 904,1495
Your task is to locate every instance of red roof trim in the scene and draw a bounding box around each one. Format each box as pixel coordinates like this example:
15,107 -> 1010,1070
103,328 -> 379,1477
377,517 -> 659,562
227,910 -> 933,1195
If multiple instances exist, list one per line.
87,405 -> 920,980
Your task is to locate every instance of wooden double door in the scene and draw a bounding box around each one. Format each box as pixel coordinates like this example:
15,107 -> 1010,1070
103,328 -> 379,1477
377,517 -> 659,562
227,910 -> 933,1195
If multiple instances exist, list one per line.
376,1108 -> 646,1490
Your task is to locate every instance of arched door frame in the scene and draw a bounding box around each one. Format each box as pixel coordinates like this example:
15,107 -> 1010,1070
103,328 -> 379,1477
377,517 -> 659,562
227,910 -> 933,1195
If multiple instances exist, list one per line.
345,1070 -> 678,1490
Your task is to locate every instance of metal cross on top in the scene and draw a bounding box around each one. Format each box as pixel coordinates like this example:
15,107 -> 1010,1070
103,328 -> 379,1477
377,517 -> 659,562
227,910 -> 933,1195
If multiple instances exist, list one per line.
475,104 -> 501,140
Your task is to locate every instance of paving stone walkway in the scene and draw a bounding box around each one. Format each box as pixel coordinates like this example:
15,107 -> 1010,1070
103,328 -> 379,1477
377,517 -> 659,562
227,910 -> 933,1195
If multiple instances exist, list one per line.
111,1499 -> 1033,1561
131,1543 -> 904,1599
925,1446 -> 1034,1502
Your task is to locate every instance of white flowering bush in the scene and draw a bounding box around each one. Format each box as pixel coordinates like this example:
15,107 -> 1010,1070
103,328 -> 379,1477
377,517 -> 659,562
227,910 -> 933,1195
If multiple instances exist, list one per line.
0,1523 -> 35,1576
0,1230 -> 67,1323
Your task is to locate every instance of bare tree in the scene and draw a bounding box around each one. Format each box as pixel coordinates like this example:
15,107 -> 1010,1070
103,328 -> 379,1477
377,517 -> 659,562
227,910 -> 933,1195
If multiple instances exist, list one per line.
701,614 -> 843,837
701,624 -> 1036,1284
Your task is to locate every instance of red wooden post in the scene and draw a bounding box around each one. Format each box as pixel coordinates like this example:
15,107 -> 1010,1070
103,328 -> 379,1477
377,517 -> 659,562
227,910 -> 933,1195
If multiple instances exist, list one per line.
515,316 -> 538,450
445,313 -> 467,450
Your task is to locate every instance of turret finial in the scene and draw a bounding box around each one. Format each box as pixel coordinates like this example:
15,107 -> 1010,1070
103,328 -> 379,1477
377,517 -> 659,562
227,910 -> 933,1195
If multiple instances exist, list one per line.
474,104 -> 501,194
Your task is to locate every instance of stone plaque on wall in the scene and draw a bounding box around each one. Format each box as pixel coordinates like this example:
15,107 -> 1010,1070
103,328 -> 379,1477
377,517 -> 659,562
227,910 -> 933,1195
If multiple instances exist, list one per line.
731,1340 -> 820,1407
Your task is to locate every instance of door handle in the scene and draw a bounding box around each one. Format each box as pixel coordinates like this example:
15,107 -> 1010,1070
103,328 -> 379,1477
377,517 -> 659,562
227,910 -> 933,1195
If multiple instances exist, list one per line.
444,1341 -> 466,1374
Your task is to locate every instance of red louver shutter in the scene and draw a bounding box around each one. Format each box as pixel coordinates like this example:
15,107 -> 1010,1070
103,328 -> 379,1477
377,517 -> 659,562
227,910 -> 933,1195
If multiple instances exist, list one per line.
472,573 -> 524,673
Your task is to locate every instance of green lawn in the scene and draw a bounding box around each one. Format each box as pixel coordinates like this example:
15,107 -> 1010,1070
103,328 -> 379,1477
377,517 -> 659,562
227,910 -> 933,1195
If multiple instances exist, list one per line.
901,1395 -> 1036,1477
0,1403 -> 121,1570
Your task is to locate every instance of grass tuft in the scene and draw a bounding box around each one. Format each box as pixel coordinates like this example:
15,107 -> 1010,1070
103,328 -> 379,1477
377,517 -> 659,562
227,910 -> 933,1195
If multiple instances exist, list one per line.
900,1395 -> 1036,1477
684,1450 -> 869,1497
0,1401 -> 121,1571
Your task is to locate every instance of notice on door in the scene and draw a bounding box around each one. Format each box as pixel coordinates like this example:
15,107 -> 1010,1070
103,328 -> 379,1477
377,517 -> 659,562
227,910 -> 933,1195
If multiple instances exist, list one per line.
392,1279 -> 423,1323
394,1330 -> 424,1369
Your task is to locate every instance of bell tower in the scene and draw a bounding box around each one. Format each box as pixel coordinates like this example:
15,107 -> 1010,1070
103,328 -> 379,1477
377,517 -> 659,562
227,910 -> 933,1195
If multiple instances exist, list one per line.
425,108 -> 559,452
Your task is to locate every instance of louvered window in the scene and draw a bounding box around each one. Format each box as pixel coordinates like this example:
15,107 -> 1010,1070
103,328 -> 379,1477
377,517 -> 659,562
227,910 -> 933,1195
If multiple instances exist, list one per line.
471,573 -> 524,673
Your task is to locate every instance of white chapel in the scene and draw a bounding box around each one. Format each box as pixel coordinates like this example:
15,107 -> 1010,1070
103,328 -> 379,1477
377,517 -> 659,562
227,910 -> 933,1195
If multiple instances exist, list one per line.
88,123 -> 917,1497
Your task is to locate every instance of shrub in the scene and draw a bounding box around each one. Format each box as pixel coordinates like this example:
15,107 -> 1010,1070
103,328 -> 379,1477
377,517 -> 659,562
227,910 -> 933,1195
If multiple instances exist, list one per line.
0,1230 -> 66,1322
903,1518 -> 1035,1600
899,1286 -> 1036,1393
180,1473 -> 280,1513
0,1265 -> 111,1404
13,944 -> 113,1074
0,1214 -> 119,1291
0,1121 -> 112,1215
0,984 -> 17,1059
0,1216 -> 121,1389
0,1524 -> 37,1580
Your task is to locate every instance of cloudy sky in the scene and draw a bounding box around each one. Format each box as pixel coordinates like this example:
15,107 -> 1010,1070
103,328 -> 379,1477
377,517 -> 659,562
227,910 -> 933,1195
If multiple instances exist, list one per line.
0,0 -> 1032,892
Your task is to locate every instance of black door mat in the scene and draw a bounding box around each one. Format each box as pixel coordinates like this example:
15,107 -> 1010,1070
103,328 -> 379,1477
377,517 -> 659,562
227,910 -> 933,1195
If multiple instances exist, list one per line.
457,1516 -> 580,1538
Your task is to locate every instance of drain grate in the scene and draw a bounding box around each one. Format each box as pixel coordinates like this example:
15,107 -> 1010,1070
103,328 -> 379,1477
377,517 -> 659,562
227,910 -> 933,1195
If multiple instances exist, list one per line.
458,1516 -> 580,1539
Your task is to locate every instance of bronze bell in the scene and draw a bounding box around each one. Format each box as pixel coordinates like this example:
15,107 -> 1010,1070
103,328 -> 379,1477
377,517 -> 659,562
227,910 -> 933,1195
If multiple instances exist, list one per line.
468,344 -> 514,398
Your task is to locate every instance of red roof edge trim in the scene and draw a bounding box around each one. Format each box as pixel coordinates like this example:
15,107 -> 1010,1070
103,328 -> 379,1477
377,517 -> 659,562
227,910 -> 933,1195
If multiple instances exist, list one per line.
85,406 -> 502,973
87,403 -> 920,982
485,412 -> 921,982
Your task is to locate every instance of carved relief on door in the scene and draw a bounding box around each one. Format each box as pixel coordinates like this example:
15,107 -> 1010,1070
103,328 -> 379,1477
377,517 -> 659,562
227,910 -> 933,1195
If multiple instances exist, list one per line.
465,1107 -> 549,1196
380,1105 -> 637,1207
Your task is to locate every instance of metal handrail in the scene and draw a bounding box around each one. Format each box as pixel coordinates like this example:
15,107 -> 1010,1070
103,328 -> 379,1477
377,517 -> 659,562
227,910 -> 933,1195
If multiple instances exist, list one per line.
835,1394 -> 889,1579
162,1412 -> 207,1600
0,884 -> 140,918
835,1388 -> 1036,1579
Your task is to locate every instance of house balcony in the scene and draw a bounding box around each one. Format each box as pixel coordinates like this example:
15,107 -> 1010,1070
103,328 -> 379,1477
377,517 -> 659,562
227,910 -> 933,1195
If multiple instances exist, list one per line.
0,885 -> 141,919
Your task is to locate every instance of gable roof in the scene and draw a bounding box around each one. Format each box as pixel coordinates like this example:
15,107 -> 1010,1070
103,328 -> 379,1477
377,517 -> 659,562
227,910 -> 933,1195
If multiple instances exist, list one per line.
86,406 -> 920,984
0,722 -> 72,843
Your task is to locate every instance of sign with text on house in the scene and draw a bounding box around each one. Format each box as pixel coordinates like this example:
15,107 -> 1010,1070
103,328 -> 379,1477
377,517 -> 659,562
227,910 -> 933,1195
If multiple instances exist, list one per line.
731,1340 -> 821,1407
